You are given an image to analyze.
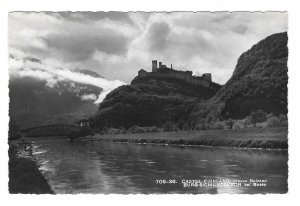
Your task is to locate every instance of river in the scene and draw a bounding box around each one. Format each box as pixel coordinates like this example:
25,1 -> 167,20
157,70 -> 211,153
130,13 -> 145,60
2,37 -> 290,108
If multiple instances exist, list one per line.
31,138 -> 288,194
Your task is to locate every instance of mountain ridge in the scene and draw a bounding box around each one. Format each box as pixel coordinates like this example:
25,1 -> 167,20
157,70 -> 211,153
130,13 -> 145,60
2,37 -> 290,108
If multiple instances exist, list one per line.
9,55 -> 104,128
91,75 -> 221,129
92,32 -> 288,130
189,32 -> 288,124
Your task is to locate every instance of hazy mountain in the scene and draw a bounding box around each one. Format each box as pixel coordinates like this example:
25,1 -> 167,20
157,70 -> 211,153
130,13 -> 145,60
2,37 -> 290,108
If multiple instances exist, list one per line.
9,56 -> 103,129
73,69 -> 104,78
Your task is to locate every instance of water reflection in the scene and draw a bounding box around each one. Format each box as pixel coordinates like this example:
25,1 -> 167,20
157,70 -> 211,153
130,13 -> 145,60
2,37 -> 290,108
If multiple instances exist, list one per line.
32,139 -> 288,194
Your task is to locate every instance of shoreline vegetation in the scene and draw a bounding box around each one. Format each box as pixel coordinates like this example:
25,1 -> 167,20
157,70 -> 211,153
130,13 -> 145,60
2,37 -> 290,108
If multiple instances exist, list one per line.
72,111 -> 288,150
79,127 -> 288,150
9,141 -> 54,194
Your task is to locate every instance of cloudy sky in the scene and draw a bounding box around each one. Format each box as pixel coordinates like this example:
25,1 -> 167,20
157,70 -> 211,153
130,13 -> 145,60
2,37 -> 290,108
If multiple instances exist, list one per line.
8,12 -> 287,91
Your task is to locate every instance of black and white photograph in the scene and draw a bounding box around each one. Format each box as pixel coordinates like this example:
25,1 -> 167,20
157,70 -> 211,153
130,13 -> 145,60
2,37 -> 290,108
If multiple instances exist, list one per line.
6,10 -> 290,194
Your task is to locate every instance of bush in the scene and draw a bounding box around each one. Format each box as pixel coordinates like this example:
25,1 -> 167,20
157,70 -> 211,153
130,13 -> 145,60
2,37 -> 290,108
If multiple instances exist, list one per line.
278,114 -> 288,127
205,114 -> 214,124
198,121 -> 226,130
9,119 -> 21,140
211,121 -> 226,130
147,126 -> 159,133
256,122 -> 267,128
279,114 -> 287,122
128,125 -> 146,133
243,116 -> 253,128
100,126 -> 109,135
224,119 -> 235,129
177,120 -> 185,131
93,128 -> 102,134
266,116 -> 281,127
195,122 -> 206,130
250,110 -> 267,127
163,122 -> 179,132
182,123 -> 191,131
280,120 -> 288,127
157,127 -> 164,132
107,128 -> 119,135
232,120 -> 245,130
267,113 -> 274,118
8,131 -> 21,140
126,126 -> 161,133
118,126 -> 127,134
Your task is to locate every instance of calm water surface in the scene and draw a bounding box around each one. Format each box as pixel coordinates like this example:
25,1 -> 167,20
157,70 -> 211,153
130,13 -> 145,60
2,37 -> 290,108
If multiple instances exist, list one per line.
31,138 -> 288,194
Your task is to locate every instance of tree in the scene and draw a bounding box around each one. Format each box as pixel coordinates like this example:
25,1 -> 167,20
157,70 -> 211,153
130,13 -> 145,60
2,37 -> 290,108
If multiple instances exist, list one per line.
177,120 -> 185,130
163,122 -> 178,132
9,119 -> 21,140
205,114 -> 214,124
182,123 -> 191,131
225,119 -> 234,129
250,110 -> 267,127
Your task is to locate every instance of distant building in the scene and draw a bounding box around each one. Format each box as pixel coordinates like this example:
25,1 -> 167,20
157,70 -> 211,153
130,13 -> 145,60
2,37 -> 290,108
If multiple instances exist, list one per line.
75,119 -> 90,128
137,60 -> 212,87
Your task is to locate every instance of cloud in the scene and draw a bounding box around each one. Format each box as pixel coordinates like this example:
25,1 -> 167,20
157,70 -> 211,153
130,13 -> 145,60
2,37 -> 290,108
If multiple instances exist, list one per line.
8,12 -> 288,84
9,50 -> 125,103
56,12 -> 134,24
81,94 -> 98,101
147,22 -> 171,52
43,24 -> 132,62
8,12 -> 139,62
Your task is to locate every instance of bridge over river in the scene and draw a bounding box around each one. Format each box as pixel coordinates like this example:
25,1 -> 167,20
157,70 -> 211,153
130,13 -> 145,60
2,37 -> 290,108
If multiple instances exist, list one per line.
22,125 -> 80,137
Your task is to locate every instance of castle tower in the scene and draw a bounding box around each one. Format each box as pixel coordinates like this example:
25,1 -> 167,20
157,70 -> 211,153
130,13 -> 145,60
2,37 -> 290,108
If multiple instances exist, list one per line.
152,60 -> 158,72
159,62 -> 162,69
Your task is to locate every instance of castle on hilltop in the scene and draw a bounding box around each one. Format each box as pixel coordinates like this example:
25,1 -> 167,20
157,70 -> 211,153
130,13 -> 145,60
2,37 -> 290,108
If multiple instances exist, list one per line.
137,60 -> 212,87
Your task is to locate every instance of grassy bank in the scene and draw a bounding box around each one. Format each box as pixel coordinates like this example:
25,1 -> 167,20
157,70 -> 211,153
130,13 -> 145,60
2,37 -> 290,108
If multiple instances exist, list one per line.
86,127 -> 288,149
9,141 -> 54,194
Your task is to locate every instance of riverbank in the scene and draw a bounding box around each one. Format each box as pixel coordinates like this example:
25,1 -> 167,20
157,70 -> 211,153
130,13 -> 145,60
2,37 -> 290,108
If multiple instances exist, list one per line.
84,127 -> 288,149
9,141 -> 54,194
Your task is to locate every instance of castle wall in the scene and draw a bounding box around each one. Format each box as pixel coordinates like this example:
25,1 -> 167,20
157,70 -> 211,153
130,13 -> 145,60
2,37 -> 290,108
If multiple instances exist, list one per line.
138,60 -> 212,88
140,69 -> 210,87
189,77 -> 210,87
138,69 -> 148,77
